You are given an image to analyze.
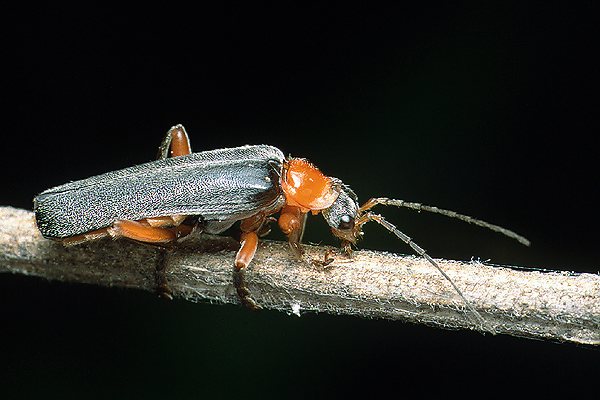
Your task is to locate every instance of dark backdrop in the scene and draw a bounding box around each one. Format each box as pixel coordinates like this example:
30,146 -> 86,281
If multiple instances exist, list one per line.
2,3 -> 598,398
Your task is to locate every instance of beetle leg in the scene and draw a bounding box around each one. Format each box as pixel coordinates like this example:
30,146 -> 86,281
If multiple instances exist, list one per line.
278,205 -> 307,258
108,217 -> 196,243
311,240 -> 353,269
61,227 -> 111,246
155,248 -> 174,300
108,219 -> 187,300
340,240 -> 353,256
233,232 -> 261,309
279,206 -> 339,268
61,215 -> 192,246
235,231 -> 259,270
109,216 -> 195,299
257,216 -> 277,237
157,124 -> 192,159
311,249 -> 335,268
144,214 -> 187,227
142,215 -> 194,238
108,220 -> 178,243
62,216 -> 193,297
232,214 -> 268,309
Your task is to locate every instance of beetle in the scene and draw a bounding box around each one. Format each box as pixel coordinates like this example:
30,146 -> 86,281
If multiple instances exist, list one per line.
34,124 -> 529,322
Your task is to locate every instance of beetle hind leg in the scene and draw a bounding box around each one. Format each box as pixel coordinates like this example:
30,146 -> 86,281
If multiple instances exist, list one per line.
108,220 -> 177,243
108,216 -> 194,299
155,248 -> 174,300
60,227 -> 111,246
157,124 -> 192,159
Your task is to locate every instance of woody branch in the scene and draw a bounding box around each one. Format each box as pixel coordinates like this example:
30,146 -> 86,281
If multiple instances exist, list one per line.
0,206 -> 598,345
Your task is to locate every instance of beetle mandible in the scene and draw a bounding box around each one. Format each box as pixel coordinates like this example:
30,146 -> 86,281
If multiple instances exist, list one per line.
34,124 -> 529,322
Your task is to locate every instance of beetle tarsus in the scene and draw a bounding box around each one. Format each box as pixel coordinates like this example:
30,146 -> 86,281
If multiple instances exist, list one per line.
155,248 -> 174,300
157,281 -> 174,301
233,227 -> 263,309
311,249 -> 335,268
233,268 -> 262,310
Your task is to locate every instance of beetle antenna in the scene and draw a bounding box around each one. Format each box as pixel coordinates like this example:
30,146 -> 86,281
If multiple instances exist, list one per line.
360,197 -> 530,247
358,212 -> 494,333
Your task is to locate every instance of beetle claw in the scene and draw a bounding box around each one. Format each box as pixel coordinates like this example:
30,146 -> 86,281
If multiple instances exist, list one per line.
311,249 -> 335,268
157,283 -> 174,301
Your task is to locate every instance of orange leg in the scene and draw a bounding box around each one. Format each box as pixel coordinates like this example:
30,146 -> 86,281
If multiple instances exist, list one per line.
143,215 -> 194,237
149,124 -> 194,239
235,231 -> 259,269
60,219 -> 182,300
233,214 -> 268,309
278,205 -> 306,257
144,215 -> 187,227
158,124 -> 192,159
61,216 -> 192,246
233,231 -> 261,310
169,127 -> 191,157
278,205 -> 334,267
107,218 -> 186,300
61,227 -> 111,246
108,220 -> 177,243
235,212 -> 267,268
278,205 -> 302,235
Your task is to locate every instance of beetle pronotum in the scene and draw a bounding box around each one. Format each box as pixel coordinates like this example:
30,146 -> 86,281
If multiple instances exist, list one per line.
34,124 -> 529,327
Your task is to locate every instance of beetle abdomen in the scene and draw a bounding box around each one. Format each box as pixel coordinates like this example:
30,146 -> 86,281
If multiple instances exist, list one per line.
34,145 -> 285,238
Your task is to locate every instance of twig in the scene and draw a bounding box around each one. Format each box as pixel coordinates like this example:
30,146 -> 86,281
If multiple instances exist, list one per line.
0,206 -> 598,345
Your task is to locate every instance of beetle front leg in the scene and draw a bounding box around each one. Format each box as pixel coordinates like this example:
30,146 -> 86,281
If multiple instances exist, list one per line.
341,240 -> 353,257
278,205 -> 307,258
278,206 -> 333,267
157,124 -> 192,159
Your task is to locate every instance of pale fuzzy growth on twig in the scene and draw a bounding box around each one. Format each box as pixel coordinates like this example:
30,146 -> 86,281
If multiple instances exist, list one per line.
0,206 -> 598,345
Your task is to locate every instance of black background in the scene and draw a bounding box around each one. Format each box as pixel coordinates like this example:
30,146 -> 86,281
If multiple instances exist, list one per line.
2,2 -> 598,398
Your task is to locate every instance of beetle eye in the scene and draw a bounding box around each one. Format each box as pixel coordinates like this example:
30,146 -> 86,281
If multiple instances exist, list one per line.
338,215 -> 355,230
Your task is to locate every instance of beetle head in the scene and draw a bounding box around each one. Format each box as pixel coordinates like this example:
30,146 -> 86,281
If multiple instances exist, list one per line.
322,180 -> 362,247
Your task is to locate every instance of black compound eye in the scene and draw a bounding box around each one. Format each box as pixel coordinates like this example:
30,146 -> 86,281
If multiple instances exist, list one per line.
338,215 -> 355,230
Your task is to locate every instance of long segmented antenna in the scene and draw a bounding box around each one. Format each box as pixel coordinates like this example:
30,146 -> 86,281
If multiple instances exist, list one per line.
360,197 -> 530,247
358,212 -> 494,333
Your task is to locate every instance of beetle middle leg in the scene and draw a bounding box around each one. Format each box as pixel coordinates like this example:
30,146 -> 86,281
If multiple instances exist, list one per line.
233,213 -> 269,310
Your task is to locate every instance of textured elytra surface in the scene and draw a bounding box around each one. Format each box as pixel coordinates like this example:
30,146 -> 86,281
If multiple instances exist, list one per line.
34,145 -> 285,238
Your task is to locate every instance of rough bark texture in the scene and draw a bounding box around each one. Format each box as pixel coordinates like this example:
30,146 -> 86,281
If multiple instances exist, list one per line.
0,206 -> 598,345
